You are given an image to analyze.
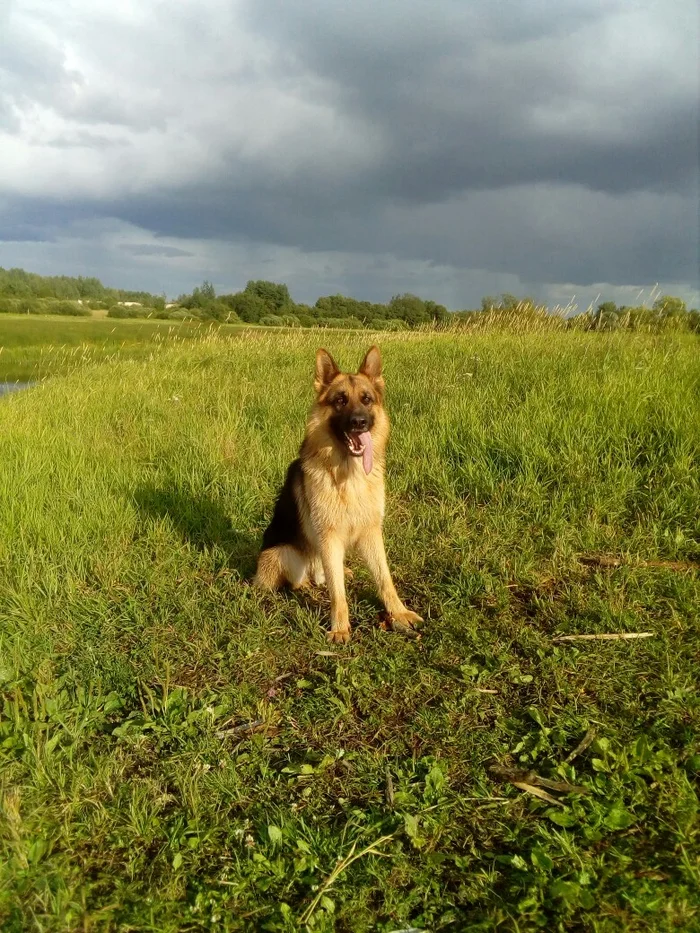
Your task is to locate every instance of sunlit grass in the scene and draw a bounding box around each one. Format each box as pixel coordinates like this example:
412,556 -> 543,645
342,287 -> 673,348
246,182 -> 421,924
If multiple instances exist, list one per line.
0,329 -> 698,931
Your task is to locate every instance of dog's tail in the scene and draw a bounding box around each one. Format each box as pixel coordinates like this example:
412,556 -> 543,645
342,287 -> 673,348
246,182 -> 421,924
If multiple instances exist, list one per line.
253,545 -> 308,590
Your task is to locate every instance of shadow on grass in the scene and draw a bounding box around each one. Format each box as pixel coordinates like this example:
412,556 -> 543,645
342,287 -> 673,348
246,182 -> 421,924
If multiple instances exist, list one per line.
133,484 -> 259,578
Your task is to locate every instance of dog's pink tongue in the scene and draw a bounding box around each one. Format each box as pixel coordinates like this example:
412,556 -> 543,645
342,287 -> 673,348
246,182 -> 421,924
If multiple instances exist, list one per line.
360,431 -> 373,474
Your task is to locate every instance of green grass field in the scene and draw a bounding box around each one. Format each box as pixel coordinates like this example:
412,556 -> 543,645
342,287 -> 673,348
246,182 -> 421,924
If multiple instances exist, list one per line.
0,327 -> 698,932
0,316 -> 246,382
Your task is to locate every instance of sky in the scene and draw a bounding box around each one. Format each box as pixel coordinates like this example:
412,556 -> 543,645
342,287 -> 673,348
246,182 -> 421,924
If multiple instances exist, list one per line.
1,0 -> 698,311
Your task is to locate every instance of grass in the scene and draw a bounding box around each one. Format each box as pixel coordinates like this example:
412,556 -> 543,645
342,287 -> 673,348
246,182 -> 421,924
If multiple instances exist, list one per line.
0,328 -> 698,932
0,316 -> 247,382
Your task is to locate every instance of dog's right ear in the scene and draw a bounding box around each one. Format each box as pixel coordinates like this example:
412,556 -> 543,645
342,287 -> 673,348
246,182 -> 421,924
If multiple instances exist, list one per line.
315,348 -> 340,394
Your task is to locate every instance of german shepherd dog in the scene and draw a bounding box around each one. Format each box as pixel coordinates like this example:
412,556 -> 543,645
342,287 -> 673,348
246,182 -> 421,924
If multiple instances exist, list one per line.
254,346 -> 422,643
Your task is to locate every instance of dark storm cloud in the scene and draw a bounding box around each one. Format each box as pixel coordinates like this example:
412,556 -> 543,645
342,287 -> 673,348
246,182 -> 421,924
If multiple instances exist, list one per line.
0,0 -> 697,304
98,0 -> 697,289
0,197 -> 97,243
242,0 -> 697,197
103,176 -> 697,289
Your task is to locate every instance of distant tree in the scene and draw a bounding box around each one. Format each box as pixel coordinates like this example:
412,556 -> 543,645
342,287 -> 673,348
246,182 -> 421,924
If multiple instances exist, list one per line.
388,293 -> 430,326
596,309 -> 621,331
425,300 -> 449,324
221,291 -> 267,323
499,293 -> 520,311
480,294 -> 538,318
245,280 -> 291,312
76,276 -> 105,299
452,310 -> 480,327
184,288 -> 204,309
314,294 -> 378,323
204,300 -> 234,322
617,305 -> 653,331
200,280 -> 216,301
366,302 -> 387,321
653,296 -> 686,318
53,280 -> 81,300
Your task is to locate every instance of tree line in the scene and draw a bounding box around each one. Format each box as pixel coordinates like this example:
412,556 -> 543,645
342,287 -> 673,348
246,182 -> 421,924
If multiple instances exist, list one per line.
0,266 -> 697,333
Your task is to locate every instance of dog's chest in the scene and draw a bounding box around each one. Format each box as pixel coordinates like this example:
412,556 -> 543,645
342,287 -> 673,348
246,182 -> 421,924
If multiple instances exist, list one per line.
308,461 -> 384,532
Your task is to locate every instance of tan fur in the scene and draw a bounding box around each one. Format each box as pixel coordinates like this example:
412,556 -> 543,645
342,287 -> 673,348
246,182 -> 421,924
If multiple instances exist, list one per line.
254,346 -> 422,643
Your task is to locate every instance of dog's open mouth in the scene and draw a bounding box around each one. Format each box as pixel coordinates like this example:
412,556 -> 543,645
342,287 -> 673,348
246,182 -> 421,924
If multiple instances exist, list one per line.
344,430 -> 373,474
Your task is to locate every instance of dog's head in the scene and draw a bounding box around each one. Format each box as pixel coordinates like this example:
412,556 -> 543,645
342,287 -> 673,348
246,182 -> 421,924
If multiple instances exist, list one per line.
312,346 -> 386,472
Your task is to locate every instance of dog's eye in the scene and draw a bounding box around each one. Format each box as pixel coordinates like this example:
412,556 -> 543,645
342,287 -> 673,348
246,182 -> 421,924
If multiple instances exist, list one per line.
361,394 -> 373,405
334,394 -> 347,407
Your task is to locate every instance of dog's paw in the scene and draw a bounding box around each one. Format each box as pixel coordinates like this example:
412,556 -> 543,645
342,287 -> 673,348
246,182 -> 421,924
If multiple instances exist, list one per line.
383,609 -> 423,637
344,567 -> 354,581
327,626 -> 352,645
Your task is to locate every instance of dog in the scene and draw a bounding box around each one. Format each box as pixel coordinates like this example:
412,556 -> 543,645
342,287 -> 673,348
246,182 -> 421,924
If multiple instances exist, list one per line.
253,345 -> 422,643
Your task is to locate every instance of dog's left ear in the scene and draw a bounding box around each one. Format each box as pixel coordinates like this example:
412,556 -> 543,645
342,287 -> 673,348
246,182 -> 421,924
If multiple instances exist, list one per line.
359,345 -> 384,394
315,348 -> 340,394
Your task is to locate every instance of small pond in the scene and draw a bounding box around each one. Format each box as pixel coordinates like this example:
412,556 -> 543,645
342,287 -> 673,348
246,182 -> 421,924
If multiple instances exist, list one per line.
0,382 -> 33,396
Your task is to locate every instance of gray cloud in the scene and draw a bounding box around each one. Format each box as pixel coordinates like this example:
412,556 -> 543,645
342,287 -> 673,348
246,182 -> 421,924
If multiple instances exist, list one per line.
0,0 -> 697,307
241,0 -> 698,195
119,243 -> 193,258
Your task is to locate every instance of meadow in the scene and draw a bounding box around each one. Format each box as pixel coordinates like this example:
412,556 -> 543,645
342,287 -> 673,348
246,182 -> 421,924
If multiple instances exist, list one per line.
0,316 -> 246,383
0,323 -> 698,932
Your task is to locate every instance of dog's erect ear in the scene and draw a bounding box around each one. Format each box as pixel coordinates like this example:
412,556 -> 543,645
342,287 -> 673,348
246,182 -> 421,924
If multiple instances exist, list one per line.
359,346 -> 384,394
359,345 -> 382,379
315,348 -> 340,394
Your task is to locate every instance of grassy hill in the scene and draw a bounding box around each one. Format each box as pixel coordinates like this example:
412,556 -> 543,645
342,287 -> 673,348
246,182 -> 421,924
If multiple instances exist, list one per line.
0,330 -> 698,931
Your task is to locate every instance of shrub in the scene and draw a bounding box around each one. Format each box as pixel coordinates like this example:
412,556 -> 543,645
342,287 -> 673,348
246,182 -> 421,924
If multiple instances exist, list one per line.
53,300 -> 91,317
259,314 -> 284,327
113,304 -> 149,319
29,299 -> 57,315
315,318 -> 350,329
373,318 -> 408,331
202,300 -> 232,322
17,298 -> 41,314
108,305 -> 147,319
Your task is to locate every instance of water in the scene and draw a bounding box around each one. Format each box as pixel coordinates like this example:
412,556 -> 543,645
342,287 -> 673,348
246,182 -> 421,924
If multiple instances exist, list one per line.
0,382 -> 32,396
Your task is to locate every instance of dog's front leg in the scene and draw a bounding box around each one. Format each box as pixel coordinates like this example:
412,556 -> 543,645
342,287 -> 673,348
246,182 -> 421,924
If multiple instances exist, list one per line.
356,527 -> 423,633
319,536 -> 351,643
